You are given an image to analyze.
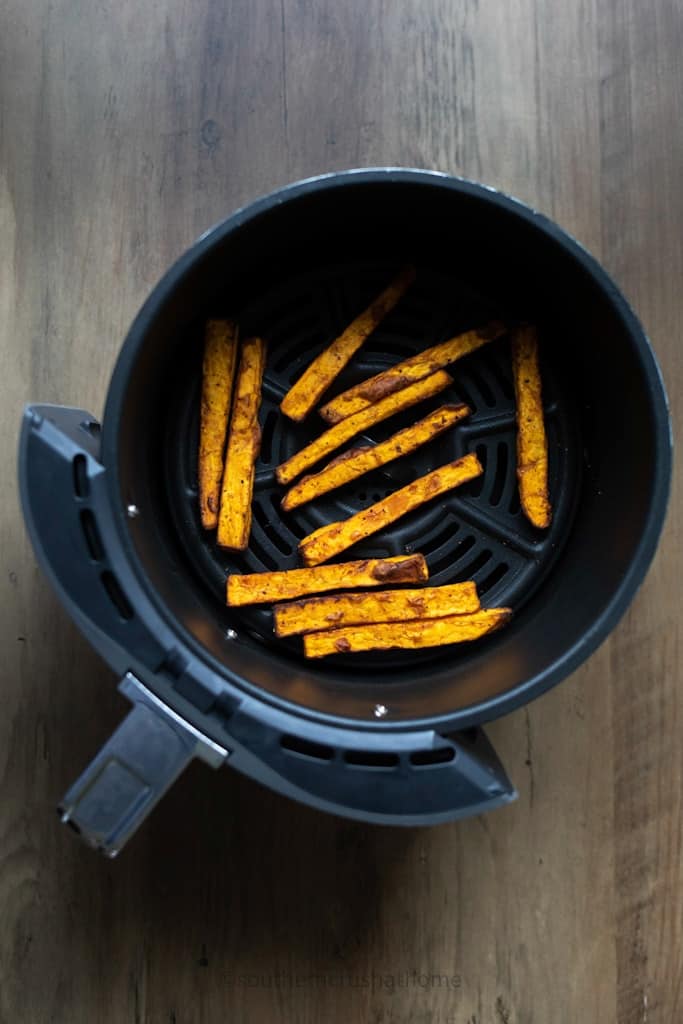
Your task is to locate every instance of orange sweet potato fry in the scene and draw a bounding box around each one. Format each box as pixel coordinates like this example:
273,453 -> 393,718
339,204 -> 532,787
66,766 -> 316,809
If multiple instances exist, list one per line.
303,607 -> 512,658
319,321 -> 506,424
298,452 -> 483,566
276,369 -> 452,486
226,554 -> 429,606
511,325 -> 551,529
273,581 -> 480,637
281,403 -> 470,511
217,336 -> 266,550
198,320 -> 238,528
280,265 -> 416,422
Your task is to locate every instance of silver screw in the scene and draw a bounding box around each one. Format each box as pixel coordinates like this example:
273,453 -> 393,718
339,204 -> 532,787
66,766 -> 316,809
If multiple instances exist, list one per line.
225,628 -> 238,641
126,504 -> 140,519
373,704 -> 388,718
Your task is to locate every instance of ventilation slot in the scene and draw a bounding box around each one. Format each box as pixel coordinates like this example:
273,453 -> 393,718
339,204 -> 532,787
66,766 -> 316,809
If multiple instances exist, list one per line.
252,501 -> 293,556
410,747 -> 455,767
439,533 -> 476,571
278,492 -> 306,538
80,510 -> 104,562
460,549 -> 492,580
478,562 -> 509,596
485,349 -> 514,400
100,571 -> 134,621
430,528 -> 473,577
421,521 -> 459,557
247,531 -> 279,571
72,454 -> 89,498
344,750 -> 399,769
260,410 -> 278,465
261,376 -> 288,405
508,482 -> 521,515
280,735 -> 333,762
470,369 -> 496,408
454,380 -> 475,410
489,441 -> 509,507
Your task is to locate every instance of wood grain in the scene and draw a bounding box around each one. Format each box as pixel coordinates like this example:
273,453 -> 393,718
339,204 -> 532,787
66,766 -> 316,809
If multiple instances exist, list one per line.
0,0 -> 681,1021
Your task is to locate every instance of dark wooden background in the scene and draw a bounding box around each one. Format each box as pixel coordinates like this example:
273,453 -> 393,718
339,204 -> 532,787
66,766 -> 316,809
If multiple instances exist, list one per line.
1,1 -> 681,1021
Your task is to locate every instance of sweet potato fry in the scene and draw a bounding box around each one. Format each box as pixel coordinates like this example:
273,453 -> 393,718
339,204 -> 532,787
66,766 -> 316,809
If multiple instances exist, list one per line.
511,325 -> 551,528
299,452 -> 483,567
280,265 -> 416,422
303,608 -> 512,658
276,369 -> 452,486
217,336 -> 267,550
319,321 -> 506,424
273,582 -> 480,637
281,403 -> 470,511
226,554 -> 429,606
198,320 -> 238,528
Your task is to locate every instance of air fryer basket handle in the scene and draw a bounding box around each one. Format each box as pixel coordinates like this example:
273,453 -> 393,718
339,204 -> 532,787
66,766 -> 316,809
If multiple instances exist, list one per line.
59,674 -> 228,856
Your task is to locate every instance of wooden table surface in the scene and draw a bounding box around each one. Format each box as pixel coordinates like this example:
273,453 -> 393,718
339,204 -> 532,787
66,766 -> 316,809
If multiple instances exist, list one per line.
1,1 -> 681,1021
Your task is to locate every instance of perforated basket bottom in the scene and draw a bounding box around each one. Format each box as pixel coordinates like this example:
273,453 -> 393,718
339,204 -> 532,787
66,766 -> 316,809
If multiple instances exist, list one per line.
164,262 -> 581,671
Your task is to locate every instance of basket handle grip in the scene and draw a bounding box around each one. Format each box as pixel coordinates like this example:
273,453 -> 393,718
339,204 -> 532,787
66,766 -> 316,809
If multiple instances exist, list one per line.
58,673 -> 228,856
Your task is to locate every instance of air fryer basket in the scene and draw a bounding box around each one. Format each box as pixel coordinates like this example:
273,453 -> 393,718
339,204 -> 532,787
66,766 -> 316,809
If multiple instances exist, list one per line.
19,170 -> 671,854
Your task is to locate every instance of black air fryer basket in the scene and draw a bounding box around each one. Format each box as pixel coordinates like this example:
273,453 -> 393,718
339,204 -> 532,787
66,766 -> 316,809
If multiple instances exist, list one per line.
19,170 -> 671,855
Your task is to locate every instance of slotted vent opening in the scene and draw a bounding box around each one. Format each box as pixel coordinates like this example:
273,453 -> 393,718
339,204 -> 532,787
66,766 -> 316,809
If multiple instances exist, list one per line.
253,500 -> 293,555
247,530 -> 280,571
454,379 -> 475,410
260,410 -> 278,465
80,509 -> 104,562
100,571 -> 134,621
72,454 -> 89,498
281,735 -> 333,762
478,561 -> 510,596
460,548 -> 493,580
410,747 -> 456,767
485,348 -> 515,400
489,441 -> 509,507
421,521 -> 459,556
279,501 -> 307,538
470,369 -> 496,408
